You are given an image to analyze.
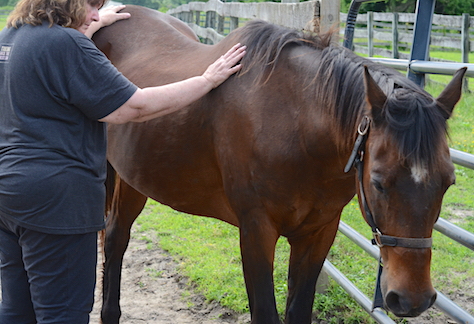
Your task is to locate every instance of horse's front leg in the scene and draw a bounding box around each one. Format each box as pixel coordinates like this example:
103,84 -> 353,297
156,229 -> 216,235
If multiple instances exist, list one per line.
284,214 -> 341,324
101,178 -> 148,324
239,214 -> 281,324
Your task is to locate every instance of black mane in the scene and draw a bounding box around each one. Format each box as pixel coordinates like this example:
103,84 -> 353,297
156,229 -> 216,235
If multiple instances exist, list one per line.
235,20 -> 449,172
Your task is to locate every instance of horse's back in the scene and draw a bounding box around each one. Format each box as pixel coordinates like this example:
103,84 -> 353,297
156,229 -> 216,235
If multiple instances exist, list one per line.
93,6 -> 208,85
94,5 -> 198,50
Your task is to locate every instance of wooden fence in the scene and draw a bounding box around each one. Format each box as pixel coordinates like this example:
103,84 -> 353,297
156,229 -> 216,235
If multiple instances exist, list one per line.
341,11 -> 472,63
167,0 -> 340,44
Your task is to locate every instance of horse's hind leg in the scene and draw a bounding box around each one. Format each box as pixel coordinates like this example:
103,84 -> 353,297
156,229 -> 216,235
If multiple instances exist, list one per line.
101,177 -> 148,324
284,215 -> 341,324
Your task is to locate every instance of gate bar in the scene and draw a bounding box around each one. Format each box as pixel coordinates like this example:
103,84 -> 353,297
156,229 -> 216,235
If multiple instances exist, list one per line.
322,260 -> 396,324
434,217 -> 474,251
435,291 -> 474,324
450,148 -> 474,170
369,58 -> 474,78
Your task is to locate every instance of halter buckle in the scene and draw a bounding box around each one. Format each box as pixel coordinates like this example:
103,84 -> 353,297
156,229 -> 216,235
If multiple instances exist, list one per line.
372,229 -> 384,248
358,116 -> 370,136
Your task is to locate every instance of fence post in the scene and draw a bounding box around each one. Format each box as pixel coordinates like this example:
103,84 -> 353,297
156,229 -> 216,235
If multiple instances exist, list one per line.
368,11 -> 373,57
462,13 -> 470,91
195,10 -> 201,26
205,11 -> 216,44
185,11 -> 193,24
392,12 -> 399,59
229,17 -> 239,32
320,0 -> 340,40
217,14 -> 225,35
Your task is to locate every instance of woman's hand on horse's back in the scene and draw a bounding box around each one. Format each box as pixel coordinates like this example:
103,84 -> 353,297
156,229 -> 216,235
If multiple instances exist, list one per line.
98,5 -> 131,29
202,43 -> 246,88
85,5 -> 130,38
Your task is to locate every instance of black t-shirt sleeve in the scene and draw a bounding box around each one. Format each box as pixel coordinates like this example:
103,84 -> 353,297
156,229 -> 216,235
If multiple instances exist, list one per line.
62,32 -> 138,120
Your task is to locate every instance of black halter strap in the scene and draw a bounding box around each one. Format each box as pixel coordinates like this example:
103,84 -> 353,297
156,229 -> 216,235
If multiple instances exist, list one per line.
344,116 -> 433,249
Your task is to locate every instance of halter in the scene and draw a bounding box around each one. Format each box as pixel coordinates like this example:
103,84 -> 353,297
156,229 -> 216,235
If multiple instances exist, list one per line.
344,116 -> 433,311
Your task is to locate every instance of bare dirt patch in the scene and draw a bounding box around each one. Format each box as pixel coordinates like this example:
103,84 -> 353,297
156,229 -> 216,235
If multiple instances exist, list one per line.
90,225 -> 250,324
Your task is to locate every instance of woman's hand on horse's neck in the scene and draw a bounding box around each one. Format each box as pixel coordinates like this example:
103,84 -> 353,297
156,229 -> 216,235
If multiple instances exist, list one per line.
99,43 -> 246,124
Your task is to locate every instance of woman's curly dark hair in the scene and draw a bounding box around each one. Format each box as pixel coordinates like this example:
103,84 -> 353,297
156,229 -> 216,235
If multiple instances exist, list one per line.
7,0 -> 105,29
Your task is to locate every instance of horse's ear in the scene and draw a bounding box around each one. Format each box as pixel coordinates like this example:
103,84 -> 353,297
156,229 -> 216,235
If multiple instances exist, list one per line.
436,67 -> 467,119
363,66 -> 387,126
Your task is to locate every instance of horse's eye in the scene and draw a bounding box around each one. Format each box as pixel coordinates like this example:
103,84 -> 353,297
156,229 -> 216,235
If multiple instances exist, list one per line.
372,180 -> 385,193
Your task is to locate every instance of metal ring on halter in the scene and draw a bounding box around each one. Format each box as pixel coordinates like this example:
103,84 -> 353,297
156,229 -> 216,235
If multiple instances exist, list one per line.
372,229 -> 384,248
358,116 -> 370,136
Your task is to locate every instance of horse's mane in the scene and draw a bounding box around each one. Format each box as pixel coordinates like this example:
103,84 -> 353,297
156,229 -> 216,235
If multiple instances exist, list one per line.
236,20 -> 449,172
237,20 -> 333,84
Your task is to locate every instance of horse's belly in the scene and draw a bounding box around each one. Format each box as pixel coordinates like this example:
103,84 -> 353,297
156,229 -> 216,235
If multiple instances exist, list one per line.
107,122 -> 239,226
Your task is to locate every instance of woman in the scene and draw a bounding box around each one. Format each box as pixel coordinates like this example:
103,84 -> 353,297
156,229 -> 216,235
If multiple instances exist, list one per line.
0,0 -> 246,322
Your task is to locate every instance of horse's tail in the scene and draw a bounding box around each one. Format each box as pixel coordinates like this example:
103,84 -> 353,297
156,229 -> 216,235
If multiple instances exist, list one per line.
99,161 -> 117,261
105,160 -> 117,216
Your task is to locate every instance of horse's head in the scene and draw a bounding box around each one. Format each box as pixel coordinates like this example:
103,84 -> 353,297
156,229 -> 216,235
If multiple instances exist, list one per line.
357,67 -> 466,317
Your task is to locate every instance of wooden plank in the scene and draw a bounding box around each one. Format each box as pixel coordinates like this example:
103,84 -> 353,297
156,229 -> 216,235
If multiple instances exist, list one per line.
431,35 -> 462,49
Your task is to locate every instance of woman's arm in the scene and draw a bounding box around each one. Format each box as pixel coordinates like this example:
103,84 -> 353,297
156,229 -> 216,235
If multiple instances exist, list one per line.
99,43 -> 247,124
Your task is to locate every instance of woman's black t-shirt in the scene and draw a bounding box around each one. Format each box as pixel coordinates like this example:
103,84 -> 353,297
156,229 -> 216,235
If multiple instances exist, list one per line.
0,21 -> 137,234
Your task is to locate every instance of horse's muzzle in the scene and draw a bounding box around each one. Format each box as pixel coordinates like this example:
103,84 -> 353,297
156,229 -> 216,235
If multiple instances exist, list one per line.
385,289 -> 437,317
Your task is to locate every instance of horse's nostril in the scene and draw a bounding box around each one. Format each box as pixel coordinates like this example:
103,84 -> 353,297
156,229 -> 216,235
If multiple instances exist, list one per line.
385,290 -> 406,315
385,290 -> 437,317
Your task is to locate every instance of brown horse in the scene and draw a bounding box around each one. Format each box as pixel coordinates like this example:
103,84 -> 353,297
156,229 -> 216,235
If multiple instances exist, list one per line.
92,5 -> 466,324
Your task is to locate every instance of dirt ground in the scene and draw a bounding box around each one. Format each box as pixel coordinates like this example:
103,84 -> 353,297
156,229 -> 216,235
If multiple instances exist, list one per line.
89,226 -> 250,324
0,224 -> 472,323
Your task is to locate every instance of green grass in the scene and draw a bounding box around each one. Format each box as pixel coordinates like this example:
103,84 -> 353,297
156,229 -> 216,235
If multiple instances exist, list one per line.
0,6 -> 12,30
0,16 -> 7,30
132,88 -> 474,323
